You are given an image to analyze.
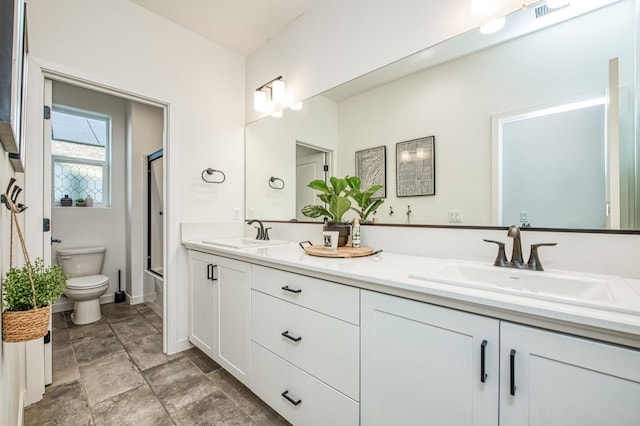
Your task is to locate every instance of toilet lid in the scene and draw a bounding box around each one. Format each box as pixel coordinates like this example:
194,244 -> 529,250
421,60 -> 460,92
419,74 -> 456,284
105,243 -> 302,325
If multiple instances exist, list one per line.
67,275 -> 109,290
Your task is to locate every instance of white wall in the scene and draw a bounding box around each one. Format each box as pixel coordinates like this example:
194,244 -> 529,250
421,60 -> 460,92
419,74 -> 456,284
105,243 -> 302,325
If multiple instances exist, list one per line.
0,151 -> 26,426
246,0 -> 640,278
51,81 -> 127,311
246,0 -> 538,123
25,0 -> 245,355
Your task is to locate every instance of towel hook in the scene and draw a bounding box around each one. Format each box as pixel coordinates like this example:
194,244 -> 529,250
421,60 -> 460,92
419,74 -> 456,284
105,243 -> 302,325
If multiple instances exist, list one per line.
201,168 -> 226,184
269,176 -> 285,190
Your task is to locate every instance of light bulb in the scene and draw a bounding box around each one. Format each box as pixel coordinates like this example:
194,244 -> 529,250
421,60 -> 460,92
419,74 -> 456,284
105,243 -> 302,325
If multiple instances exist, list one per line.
401,150 -> 410,161
416,147 -> 425,158
254,90 -> 267,112
289,102 -> 303,111
271,109 -> 283,118
272,79 -> 286,104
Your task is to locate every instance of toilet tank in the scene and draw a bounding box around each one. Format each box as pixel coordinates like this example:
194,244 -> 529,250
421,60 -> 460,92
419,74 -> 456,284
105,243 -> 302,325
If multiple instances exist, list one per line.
57,247 -> 106,277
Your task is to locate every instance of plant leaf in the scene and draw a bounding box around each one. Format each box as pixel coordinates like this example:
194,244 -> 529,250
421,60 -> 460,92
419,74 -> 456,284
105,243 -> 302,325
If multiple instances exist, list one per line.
301,204 -> 331,218
330,196 -> 351,222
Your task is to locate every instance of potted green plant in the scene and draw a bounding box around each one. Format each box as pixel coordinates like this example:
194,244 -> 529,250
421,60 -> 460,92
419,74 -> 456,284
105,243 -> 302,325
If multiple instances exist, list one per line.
301,176 -> 353,246
2,259 -> 68,342
75,198 -> 86,207
345,176 -> 384,222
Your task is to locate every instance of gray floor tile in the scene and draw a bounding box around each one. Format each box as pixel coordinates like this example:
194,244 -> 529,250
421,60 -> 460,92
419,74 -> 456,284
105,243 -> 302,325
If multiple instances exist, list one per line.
72,330 -> 126,365
51,345 -> 80,387
79,351 -> 146,406
123,332 -> 180,371
144,357 -> 219,415
92,384 -> 173,426
109,316 -> 158,344
102,303 -> 140,324
208,369 -> 290,425
52,327 -> 71,352
182,347 -> 222,374
171,390 -> 253,426
51,312 -> 67,330
24,380 -> 93,426
67,319 -> 111,341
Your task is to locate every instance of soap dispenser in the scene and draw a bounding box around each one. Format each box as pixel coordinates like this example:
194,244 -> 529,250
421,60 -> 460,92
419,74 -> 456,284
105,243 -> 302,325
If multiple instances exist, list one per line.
352,217 -> 361,247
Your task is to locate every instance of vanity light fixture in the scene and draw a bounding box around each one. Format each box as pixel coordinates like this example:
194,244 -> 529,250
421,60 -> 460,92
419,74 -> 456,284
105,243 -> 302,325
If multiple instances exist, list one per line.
289,101 -> 303,111
254,76 -> 286,113
271,109 -> 283,118
416,147 -> 425,159
480,16 -> 506,34
401,149 -> 410,161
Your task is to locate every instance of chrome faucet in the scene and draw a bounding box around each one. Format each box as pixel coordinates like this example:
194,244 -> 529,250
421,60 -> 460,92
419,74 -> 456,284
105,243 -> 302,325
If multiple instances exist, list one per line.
484,226 -> 557,271
246,219 -> 271,240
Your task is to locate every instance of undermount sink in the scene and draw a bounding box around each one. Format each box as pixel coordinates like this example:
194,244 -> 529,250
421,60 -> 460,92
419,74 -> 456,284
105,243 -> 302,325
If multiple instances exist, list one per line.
409,261 -> 640,314
202,238 -> 290,249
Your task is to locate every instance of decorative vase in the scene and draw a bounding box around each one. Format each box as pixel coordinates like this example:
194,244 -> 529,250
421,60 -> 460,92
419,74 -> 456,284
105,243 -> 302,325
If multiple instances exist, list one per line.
323,222 -> 351,247
85,195 -> 93,207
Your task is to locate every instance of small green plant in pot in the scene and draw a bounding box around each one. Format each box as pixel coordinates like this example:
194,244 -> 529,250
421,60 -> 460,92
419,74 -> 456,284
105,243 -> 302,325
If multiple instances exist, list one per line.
2,258 -> 68,342
301,176 -> 352,246
346,176 -> 384,222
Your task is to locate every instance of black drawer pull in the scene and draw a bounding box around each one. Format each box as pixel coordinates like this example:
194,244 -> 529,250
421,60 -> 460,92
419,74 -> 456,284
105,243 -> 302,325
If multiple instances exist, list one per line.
510,349 -> 516,396
281,390 -> 302,406
282,331 -> 302,342
281,285 -> 302,294
480,340 -> 488,383
210,264 -> 218,281
207,264 -> 213,280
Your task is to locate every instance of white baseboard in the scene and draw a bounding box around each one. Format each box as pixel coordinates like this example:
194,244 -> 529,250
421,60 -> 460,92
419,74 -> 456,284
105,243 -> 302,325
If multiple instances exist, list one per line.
172,337 -> 193,355
128,294 -> 145,304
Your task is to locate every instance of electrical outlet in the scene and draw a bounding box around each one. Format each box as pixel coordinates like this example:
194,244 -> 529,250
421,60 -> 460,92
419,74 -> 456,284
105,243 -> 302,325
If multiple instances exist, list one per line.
520,211 -> 528,222
232,207 -> 240,221
247,208 -> 255,220
448,210 -> 463,223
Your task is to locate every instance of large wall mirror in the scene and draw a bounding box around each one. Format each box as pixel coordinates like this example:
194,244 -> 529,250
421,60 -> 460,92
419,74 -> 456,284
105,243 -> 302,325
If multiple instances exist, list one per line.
245,0 -> 638,231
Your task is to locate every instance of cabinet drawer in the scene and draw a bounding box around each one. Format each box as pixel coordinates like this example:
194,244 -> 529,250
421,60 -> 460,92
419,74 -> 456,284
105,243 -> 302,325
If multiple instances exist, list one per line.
251,342 -> 359,426
252,290 -> 359,400
251,265 -> 359,325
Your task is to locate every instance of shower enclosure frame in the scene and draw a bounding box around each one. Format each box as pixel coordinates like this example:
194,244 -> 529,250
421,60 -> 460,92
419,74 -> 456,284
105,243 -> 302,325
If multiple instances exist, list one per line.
147,148 -> 163,276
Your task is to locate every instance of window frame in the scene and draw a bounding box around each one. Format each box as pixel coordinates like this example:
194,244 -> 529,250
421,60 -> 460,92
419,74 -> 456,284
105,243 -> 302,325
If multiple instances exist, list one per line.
51,104 -> 112,207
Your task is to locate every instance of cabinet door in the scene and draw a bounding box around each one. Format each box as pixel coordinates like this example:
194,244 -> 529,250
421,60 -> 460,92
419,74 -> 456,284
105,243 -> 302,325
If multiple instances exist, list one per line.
361,290 -> 499,426
213,256 -> 251,387
500,322 -> 640,426
188,250 -> 216,358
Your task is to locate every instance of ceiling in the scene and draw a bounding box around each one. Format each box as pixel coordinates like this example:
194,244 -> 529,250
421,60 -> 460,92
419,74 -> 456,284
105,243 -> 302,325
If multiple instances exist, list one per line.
128,0 -> 322,55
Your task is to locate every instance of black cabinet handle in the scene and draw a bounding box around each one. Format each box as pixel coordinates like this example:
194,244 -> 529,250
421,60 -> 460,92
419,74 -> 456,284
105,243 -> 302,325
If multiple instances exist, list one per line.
281,330 -> 302,342
281,390 -> 302,406
207,264 -> 213,280
211,264 -> 218,281
510,349 -> 516,396
480,340 -> 488,383
281,285 -> 302,294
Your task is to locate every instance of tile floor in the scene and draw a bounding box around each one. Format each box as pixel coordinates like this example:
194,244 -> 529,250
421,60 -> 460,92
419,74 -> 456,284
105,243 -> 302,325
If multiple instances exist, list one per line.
24,302 -> 290,426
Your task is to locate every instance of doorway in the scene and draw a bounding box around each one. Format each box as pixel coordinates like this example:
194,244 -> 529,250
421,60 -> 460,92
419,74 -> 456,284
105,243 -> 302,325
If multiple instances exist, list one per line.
295,142 -> 330,221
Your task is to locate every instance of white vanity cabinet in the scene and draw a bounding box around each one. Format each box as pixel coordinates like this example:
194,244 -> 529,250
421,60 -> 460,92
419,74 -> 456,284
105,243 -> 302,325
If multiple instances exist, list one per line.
361,290 -> 500,426
187,250 -> 251,386
250,265 -> 360,426
500,322 -> 640,426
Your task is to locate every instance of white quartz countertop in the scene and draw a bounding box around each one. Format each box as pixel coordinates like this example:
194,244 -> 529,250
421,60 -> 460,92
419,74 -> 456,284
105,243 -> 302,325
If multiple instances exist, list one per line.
182,239 -> 640,347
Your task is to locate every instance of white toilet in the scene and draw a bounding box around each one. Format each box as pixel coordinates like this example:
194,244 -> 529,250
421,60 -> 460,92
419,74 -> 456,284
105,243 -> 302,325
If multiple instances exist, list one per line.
57,247 -> 109,325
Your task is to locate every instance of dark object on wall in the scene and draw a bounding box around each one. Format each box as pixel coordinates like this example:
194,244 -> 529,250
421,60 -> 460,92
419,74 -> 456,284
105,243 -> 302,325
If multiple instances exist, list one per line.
0,0 -> 28,172
115,269 -> 125,303
60,195 -> 72,207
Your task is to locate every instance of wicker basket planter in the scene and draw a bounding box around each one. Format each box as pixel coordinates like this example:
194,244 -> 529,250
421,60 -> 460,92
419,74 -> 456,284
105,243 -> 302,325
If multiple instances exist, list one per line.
2,306 -> 51,343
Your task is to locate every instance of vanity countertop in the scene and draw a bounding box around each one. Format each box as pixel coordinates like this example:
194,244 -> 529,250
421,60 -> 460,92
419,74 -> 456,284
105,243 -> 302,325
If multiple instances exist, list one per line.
182,239 -> 640,348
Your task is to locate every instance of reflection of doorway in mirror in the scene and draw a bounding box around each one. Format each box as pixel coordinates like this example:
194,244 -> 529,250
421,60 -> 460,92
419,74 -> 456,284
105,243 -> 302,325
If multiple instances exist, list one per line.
493,96 -> 617,229
296,142 -> 331,221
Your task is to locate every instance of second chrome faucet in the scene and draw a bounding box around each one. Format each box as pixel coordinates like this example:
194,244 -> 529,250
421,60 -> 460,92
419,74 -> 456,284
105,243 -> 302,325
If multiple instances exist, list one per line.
484,225 -> 556,271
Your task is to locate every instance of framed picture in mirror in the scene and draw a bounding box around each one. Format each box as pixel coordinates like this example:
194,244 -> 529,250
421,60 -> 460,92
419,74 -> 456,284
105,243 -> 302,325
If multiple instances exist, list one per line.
355,146 -> 386,198
396,136 -> 435,197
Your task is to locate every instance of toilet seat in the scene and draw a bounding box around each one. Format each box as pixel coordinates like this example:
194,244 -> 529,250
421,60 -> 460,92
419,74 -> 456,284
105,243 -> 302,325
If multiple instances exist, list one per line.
67,274 -> 109,290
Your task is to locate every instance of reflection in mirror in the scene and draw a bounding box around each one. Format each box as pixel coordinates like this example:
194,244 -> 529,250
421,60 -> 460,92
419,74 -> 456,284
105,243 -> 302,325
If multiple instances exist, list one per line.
245,0 -> 636,230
